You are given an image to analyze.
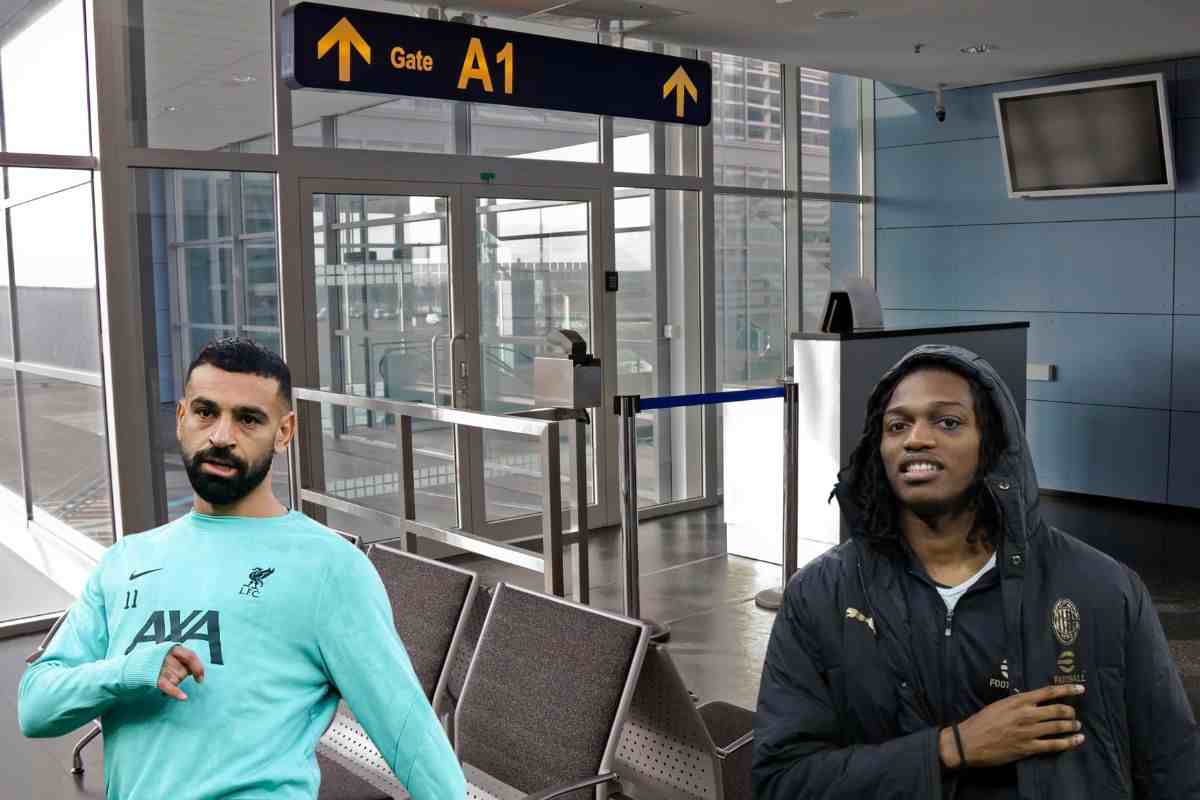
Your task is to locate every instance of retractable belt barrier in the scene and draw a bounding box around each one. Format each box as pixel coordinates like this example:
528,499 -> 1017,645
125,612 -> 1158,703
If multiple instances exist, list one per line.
614,383 -> 800,640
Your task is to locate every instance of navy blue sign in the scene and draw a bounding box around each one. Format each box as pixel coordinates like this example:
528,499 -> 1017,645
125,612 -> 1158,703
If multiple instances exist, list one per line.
281,2 -> 711,126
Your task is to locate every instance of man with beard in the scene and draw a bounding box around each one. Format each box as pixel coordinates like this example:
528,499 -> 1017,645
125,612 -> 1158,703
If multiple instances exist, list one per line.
19,338 -> 465,800
753,345 -> 1199,799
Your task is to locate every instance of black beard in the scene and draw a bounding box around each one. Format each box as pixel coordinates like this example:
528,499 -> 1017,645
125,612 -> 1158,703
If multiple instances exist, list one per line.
182,445 -> 274,508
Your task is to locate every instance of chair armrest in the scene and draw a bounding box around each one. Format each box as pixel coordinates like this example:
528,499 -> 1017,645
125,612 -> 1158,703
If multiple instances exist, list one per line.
521,771 -> 620,800
714,730 -> 753,758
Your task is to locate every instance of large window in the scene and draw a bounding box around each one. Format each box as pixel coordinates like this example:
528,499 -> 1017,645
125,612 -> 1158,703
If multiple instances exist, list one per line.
615,188 -> 704,507
132,169 -> 286,523
125,0 -> 274,151
1,0 -> 90,155
713,56 -> 865,396
713,54 -> 784,189
0,169 -> 112,546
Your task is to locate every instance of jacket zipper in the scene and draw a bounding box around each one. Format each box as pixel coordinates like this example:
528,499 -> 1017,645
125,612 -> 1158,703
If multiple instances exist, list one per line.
945,607 -> 955,637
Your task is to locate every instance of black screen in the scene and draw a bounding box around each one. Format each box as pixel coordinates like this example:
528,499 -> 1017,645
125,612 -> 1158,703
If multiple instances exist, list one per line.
999,81 -> 1169,193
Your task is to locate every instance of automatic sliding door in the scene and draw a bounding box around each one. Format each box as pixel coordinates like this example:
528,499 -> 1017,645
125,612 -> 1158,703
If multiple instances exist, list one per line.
469,192 -> 603,536
308,188 -> 462,533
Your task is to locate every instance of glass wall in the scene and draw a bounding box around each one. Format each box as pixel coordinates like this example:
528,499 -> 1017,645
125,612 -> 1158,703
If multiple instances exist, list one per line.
615,188 -> 704,507
104,5 -> 870,533
0,167 -> 112,546
713,57 -> 865,391
309,190 -> 459,532
132,169 -> 287,523
1,0 -> 90,155
126,0 -> 275,151
716,194 -> 787,385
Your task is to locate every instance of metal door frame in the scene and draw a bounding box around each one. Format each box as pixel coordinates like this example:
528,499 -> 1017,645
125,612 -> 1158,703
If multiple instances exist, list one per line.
292,177 -> 614,545
461,182 -> 612,543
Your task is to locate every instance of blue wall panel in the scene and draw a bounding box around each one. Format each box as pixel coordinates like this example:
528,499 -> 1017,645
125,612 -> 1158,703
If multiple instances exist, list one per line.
877,220 -> 1174,313
1175,117 -> 1200,217
1168,411 -> 1200,508
1172,316 -> 1200,411
875,56 -> 1194,506
1175,58 -> 1200,119
876,87 -> 996,150
1176,218 -> 1200,314
877,139 -> 1174,229
885,310 -> 1172,409
1027,401 -> 1169,503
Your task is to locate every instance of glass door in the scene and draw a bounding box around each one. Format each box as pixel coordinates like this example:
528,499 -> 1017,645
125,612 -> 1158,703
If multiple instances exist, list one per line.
296,180 -> 612,547
299,180 -> 471,539
462,187 -> 610,542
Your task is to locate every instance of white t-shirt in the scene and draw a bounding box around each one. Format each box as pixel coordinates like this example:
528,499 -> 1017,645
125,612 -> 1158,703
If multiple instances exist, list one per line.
935,552 -> 997,613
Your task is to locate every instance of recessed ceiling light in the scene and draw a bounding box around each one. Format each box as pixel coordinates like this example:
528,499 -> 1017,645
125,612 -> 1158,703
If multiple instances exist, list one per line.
231,74 -> 257,84
814,8 -> 859,19
960,43 -> 995,55
162,105 -> 180,113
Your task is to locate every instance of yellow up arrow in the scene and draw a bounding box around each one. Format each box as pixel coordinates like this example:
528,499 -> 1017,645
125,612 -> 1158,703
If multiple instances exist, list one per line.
663,66 -> 698,118
317,17 -> 371,83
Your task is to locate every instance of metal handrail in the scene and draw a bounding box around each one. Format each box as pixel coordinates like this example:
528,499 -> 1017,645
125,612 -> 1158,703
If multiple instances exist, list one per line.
292,387 -> 569,597
296,387 -> 553,435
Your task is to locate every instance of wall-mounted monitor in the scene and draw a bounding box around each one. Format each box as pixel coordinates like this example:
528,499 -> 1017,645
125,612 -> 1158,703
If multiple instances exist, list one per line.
994,73 -> 1174,198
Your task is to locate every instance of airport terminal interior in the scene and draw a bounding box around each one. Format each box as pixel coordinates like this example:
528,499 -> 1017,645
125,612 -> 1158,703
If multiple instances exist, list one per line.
3,0 -> 1200,797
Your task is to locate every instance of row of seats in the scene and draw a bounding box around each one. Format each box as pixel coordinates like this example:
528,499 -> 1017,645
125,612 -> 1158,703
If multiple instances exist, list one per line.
321,534 -> 754,800
25,532 -> 753,799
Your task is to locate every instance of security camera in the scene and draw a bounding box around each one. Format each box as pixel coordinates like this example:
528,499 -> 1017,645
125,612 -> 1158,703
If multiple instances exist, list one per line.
935,85 -> 946,124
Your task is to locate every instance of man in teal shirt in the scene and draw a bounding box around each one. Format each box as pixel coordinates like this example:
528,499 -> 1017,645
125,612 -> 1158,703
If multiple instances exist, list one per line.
19,338 -> 465,800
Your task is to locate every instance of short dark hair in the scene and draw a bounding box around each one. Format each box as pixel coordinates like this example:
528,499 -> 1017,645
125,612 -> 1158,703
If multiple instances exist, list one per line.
184,337 -> 292,408
841,357 -> 1006,553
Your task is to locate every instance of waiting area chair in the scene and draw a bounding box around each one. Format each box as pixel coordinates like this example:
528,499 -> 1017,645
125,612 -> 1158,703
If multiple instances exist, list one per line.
613,645 -> 754,800
317,543 -> 479,799
454,581 -> 650,800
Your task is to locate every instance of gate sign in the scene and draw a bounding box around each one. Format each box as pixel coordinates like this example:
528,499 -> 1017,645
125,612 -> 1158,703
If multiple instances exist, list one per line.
281,2 -> 712,126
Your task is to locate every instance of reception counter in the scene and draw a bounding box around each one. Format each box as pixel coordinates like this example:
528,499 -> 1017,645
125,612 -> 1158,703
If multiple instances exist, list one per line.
724,322 -> 1029,566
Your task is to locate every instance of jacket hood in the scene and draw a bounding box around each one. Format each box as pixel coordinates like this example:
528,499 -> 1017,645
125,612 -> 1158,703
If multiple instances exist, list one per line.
834,344 -> 1042,551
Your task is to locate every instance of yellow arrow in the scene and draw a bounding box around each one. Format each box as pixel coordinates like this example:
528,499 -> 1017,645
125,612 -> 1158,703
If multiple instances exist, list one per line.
663,66 -> 698,118
317,17 -> 370,83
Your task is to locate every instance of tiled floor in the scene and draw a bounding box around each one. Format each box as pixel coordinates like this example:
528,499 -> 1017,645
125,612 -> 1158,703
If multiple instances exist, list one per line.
3,491 -> 1197,797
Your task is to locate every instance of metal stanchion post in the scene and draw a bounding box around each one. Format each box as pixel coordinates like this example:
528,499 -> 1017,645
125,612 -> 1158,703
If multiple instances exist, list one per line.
617,395 -> 670,642
756,381 -> 800,610
572,411 -> 590,604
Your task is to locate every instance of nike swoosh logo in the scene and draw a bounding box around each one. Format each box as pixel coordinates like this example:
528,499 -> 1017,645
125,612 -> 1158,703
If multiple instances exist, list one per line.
129,568 -> 163,581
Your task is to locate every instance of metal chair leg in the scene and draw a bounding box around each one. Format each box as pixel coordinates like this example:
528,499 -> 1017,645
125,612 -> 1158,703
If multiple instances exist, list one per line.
70,722 -> 101,775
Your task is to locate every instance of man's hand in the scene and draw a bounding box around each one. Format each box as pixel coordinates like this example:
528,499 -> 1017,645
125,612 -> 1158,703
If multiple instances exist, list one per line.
157,646 -> 205,701
940,684 -> 1086,768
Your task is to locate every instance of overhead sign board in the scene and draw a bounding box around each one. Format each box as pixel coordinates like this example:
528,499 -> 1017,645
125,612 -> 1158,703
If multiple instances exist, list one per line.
281,2 -> 711,126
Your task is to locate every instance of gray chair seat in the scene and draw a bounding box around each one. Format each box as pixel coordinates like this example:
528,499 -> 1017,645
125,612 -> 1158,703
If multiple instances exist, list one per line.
317,750 -> 392,800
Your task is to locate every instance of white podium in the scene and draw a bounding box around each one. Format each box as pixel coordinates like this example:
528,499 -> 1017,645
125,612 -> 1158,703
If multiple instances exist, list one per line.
724,323 -> 1029,567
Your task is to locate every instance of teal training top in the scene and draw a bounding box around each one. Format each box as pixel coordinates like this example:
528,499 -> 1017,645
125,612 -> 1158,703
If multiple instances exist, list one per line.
18,510 -> 466,800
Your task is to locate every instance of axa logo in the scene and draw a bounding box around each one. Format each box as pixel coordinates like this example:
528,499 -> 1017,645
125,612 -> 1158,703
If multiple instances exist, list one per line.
239,567 -> 275,598
124,610 -> 223,665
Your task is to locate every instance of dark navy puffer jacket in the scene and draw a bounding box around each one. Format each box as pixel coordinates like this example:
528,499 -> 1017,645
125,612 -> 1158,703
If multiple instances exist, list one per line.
752,344 -> 1200,799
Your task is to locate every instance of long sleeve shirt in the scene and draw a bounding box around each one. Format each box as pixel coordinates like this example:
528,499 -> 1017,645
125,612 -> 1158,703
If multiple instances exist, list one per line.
18,510 -> 466,800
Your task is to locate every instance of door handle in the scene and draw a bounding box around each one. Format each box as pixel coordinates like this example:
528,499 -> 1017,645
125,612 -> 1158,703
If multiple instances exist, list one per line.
450,333 -> 469,407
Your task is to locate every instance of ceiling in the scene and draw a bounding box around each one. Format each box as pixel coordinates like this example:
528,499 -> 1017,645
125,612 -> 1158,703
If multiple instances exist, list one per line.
464,0 -> 1200,91
119,0 -> 1200,149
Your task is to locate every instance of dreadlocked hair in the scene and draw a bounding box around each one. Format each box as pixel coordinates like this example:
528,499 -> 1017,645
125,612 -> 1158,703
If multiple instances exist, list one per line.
840,356 -> 1007,554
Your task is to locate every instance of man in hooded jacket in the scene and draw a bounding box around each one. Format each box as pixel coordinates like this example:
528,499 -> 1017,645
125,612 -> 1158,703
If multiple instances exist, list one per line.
753,344 -> 1199,799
